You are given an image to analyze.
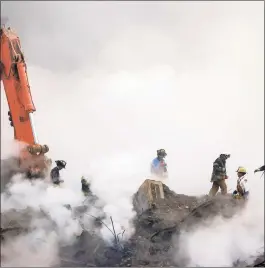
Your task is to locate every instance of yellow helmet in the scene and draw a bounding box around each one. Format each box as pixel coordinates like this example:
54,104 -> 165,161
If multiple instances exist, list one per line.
236,167 -> 247,173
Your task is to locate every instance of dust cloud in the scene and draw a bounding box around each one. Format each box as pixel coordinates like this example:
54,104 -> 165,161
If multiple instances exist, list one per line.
174,181 -> 264,266
1,1 -> 264,267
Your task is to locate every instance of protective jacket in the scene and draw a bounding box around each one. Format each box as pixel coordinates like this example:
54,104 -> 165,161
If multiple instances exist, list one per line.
81,178 -> 91,195
233,174 -> 249,200
211,157 -> 227,182
50,167 -> 62,184
151,157 -> 168,177
237,174 -> 249,194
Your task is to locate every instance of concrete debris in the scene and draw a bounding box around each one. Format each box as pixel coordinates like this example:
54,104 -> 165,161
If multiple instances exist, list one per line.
1,180 -> 264,267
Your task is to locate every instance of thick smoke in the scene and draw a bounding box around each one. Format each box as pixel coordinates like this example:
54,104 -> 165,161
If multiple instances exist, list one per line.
1,174 -> 84,266
173,177 -> 264,266
1,1 -> 264,266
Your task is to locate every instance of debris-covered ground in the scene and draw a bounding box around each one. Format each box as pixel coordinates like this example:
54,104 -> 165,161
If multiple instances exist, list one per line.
59,184 -> 265,267
1,181 -> 264,267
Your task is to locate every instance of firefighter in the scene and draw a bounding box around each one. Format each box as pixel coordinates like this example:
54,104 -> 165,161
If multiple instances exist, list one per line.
81,176 -> 91,196
254,165 -> 265,174
50,160 -> 66,185
232,167 -> 249,200
209,153 -> 230,196
151,149 -> 168,178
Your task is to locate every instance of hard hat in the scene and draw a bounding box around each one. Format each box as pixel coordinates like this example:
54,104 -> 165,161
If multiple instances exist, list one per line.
81,176 -> 87,182
81,176 -> 90,186
55,160 -> 66,168
236,167 -> 247,173
220,153 -> 230,159
157,149 -> 167,157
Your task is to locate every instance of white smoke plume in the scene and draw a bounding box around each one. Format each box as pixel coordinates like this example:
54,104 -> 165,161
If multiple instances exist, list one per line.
1,175 -> 84,266
1,1 -> 264,266
173,177 -> 264,266
1,228 -> 60,267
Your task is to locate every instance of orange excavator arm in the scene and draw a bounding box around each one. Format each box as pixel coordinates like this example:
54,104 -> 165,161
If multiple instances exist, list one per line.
0,26 -> 51,177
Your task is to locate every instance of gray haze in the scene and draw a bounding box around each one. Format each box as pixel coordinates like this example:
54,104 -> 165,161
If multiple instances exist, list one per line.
1,1 -> 264,266
1,1 -> 264,193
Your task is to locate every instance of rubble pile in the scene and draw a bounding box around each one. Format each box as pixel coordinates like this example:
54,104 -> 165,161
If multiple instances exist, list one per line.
1,181 -> 264,267
127,184 -> 247,267
59,182 -> 263,267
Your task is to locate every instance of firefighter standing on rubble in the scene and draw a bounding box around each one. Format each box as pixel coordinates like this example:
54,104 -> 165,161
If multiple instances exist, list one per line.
50,160 -> 66,185
81,176 -> 91,196
151,149 -> 168,178
233,167 -> 249,200
209,154 -> 230,196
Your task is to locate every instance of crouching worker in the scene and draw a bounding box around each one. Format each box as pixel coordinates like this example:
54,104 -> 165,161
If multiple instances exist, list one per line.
232,167 -> 249,200
50,160 -> 66,185
81,176 -> 91,196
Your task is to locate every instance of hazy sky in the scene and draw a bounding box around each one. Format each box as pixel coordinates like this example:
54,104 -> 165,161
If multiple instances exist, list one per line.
1,1 -> 264,196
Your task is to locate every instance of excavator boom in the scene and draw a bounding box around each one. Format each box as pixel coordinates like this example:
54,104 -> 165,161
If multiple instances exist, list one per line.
0,26 -> 51,178
1,27 -> 37,143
